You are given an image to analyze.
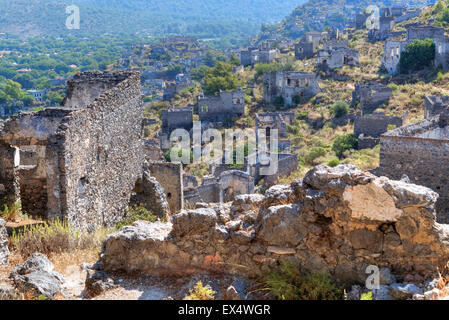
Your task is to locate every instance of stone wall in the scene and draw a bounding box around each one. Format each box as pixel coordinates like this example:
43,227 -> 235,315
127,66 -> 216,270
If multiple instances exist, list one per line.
263,72 -> 321,105
354,113 -> 403,138
352,83 -> 393,113
101,165 -> 449,284
55,71 -> 144,230
424,95 -> 449,119
147,161 -> 183,213
379,117 -> 449,223
263,153 -> 299,187
161,107 -> 193,133
0,218 -> 9,266
295,42 -> 315,60
198,89 -> 244,123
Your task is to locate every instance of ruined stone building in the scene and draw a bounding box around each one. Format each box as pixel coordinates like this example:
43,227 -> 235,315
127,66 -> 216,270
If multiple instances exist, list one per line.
354,112 -> 404,149
424,95 -> 449,119
352,82 -> 393,113
198,89 -> 244,123
304,31 -> 327,44
316,46 -> 359,71
383,25 -> 449,74
184,169 -> 254,205
0,71 -> 145,230
263,72 -> 321,106
378,111 -> 449,223
255,112 -> 295,139
295,42 -> 316,60
161,107 -> 193,133
368,16 -> 395,42
240,47 -> 278,67
163,79 -> 192,101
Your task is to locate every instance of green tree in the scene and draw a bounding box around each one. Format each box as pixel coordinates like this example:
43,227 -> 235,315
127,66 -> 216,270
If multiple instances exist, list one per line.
330,100 -> 349,118
399,38 -> 435,73
332,134 -> 358,158
203,61 -> 240,95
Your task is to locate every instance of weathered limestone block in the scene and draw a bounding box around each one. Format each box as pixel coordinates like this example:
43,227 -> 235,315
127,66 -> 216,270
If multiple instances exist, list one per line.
101,165 -> 449,284
0,218 -> 9,265
10,253 -> 65,299
140,169 -> 170,219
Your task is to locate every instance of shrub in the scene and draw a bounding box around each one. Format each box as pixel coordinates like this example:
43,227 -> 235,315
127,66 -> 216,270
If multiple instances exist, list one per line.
184,281 -> 216,300
330,101 -> 349,118
399,38 -> 435,73
327,158 -> 340,167
264,261 -> 343,300
0,201 -> 22,222
117,204 -> 158,229
332,134 -> 358,159
9,219 -> 110,259
361,291 -> 373,300
305,147 -> 327,165
387,83 -> 398,92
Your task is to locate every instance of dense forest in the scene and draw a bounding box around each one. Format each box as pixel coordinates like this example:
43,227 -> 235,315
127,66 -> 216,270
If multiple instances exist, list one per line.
0,0 -> 304,40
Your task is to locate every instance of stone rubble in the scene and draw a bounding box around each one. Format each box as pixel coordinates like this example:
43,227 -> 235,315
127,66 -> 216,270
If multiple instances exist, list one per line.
100,165 -> 449,288
9,253 -> 65,299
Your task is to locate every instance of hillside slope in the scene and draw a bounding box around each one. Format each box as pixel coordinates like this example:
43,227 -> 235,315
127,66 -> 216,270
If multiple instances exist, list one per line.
0,0 -> 305,38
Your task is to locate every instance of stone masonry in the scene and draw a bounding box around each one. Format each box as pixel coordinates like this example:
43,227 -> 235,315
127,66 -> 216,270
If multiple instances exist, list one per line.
354,112 -> 404,149
198,89 -> 244,123
352,82 -> 393,114
379,112 -> 449,223
0,71 -> 144,230
263,72 -> 320,105
101,165 -> 449,285
0,218 -> 9,266
424,95 -> 449,119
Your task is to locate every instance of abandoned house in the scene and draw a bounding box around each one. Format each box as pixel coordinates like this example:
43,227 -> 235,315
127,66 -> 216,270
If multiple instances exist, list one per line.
424,95 -> 449,119
378,111 -> 449,223
161,106 -> 193,133
185,170 -> 255,204
163,79 -> 192,101
354,112 -> 404,149
295,42 -> 316,60
383,24 -> 449,74
255,112 -> 295,139
0,71 -> 145,230
198,89 -> 244,123
352,82 -> 393,113
316,46 -> 359,71
240,47 -> 278,67
263,72 -> 321,106
368,16 -> 395,42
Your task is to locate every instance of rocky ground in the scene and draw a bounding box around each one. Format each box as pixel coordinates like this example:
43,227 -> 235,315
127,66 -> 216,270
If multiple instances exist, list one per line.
3,164 -> 449,300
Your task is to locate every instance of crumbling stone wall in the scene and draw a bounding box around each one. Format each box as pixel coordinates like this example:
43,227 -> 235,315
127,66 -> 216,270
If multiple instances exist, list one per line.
161,107 -> 193,133
295,42 -> 315,60
0,146 -> 19,208
263,72 -> 320,105
379,115 -> 449,223
198,89 -> 244,123
352,83 -> 393,113
146,161 -> 183,213
354,112 -> 403,149
424,95 -> 449,119
262,153 -> 299,187
0,218 -> 9,266
101,165 -> 449,284
55,71 -> 144,230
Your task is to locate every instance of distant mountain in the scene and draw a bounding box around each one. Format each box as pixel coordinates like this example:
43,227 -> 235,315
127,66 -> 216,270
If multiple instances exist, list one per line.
0,0 -> 306,39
